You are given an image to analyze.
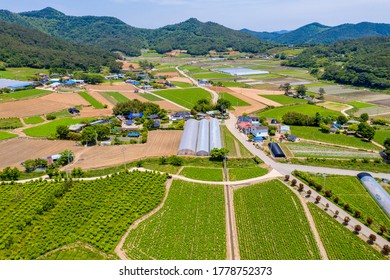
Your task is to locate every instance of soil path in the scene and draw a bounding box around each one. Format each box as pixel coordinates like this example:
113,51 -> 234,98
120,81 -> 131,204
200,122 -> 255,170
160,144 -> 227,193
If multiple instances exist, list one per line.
115,178 -> 173,260
234,139 -> 242,157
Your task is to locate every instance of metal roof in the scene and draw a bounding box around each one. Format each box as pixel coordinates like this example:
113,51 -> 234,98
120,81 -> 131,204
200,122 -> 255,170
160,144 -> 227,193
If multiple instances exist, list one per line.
196,119 -> 210,156
210,118 -> 222,151
178,119 -> 199,156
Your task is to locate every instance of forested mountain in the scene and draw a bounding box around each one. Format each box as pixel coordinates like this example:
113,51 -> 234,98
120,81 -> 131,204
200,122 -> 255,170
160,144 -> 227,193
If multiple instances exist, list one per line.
147,18 -> 273,55
283,37 -> 390,89
0,7 -> 272,56
242,22 -> 390,45
0,21 -> 120,71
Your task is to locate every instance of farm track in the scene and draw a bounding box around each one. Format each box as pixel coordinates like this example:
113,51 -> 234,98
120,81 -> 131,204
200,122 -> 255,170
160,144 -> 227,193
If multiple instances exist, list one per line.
115,178 -> 174,260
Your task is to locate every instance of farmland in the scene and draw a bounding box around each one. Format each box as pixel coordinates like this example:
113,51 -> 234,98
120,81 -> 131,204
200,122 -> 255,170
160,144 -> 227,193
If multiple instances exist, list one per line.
234,180 -> 321,260
348,101 -> 375,109
258,104 -> 341,120
221,125 -> 252,157
218,92 -> 250,107
0,131 -> 17,140
259,95 -> 307,105
0,171 -> 167,259
171,81 -> 193,88
139,93 -> 163,101
297,173 -> 390,232
23,118 -> 94,138
78,92 -> 105,109
0,67 -> 49,80
192,72 -> 233,79
0,117 -> 23,129
101,92 -> 129,104
23,116 -> 45,125
124,180 -> 226,260
228,166 -> 268,181
154,88 -> 212,109
283,142 -> 380,159
179,167 -> 223,181
308,204 -> 385,260
290,126 -> 381,151
0,89 -> 51,102
373,127 -> 390,145
39,244 -> 117,260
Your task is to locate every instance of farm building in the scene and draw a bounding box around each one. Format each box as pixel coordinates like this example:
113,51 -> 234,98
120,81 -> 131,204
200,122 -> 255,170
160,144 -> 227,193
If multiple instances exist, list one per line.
268,142 -> 286,158
178,119 -> 199,156
251,126 -> 269,141
196,119 -> 210,156
178,118 -> 222,156
279,125 -> 291,134
357,173 -> 390,218
69,124 -> 86,133
214,68 -> 269,76
210,118 -> 222,151
0,79 -> 33,90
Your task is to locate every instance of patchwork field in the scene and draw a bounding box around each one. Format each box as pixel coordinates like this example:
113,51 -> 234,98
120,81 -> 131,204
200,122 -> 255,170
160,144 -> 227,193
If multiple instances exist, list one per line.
234,180 -> 321,259
0,171 -> 166,259
258,104 -> 341,120
100,92 -> 129,105
259,94 -> 307,105
308,204 -> 385,260
179,167 -> 223,182
290,126 -> 380,151
23,116 -> 45,125
348,101 -> 375,109
299,173 -> 390,232
124,180 -> 226,260
228,166 -> 268,181
154,88 -> 212,109
283,142 -> 380,159
78,92 -> 105,109
0,89 -> 51,102
218,92 -> 250,107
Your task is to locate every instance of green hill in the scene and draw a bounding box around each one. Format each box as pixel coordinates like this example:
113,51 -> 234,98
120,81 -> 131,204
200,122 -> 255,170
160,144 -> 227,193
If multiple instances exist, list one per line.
0,20 -> 120,70
0,7 -> 273,56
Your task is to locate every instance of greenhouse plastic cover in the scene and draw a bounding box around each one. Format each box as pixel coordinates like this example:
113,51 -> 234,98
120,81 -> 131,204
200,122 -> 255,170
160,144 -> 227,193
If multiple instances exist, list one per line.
196,119 -> 210,156
210,118 -> 222,151
178,119 -> 199,155
357,173 -> 390,218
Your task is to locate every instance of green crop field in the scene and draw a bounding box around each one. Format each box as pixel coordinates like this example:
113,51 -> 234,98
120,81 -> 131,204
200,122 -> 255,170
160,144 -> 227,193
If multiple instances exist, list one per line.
39,244 -> 117,260
192,72 -> 233,79
221,125 -> 252,157
0,89 -> 51,102
270,69 -> 314,80
308,204 -> 385,260
228,166 -> 268,181
0,68 -> 49,80
259,95 -> 307,105
373,128 -> 390,146
0,131 -> 18,140
46,109 -> 72,119
234,180 -> 321,260
23,116 -> 45,125
171,81 -> 193,88
154,88 -> 211,109
0,171 -> 166,259
298,173 -> 390,232
218,92 -> 250,107
215,81 -> 250,88
78,92 -> 105,109
101,92 -> 129,104
0,118 -> 23,129
348,101 -> 375,109
290,126 -> 380,151
140,93 -> 163,101
23,118 -> 94,138
180,65 -> 208,73
258,104 -> 341,120
180,167 -> 223,182
124,180 -> 226,260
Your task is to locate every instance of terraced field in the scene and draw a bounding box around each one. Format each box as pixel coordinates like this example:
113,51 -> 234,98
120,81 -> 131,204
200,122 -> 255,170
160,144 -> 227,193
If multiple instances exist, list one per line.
124,180 -> 226,260
0,171 -> 167,259
308,204 -> 385,260
234,180 -> 321,260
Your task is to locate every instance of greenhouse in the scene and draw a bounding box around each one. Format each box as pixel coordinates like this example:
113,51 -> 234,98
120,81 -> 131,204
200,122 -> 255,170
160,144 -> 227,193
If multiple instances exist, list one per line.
357,173 -> 390,218
210,118 -> 222,151
268,142 -> 286,158
214,68 -> 269,76
196,119 -> 210,156
178,119 -> 199,156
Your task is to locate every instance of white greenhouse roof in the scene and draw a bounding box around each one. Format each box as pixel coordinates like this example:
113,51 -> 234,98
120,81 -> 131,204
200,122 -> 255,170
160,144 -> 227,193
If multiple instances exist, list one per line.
214,68 -> 269,76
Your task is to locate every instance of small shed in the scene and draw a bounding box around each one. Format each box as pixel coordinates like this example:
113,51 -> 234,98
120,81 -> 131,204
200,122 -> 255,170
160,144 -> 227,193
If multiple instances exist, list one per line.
128,113 -> 144,119
268,142 -> 286,158
279,125 -> 290,134
147,114 -> 159,120
287,135 -> 299,142
69,124 -> 86,133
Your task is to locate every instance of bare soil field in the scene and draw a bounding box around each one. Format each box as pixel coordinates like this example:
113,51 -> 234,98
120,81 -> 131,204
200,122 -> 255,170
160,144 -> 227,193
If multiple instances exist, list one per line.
0,131 -> 182,171
0,92 -> 88,118
119,61 -> 139,70
168,77 -> 194,84
77,107 -> 113,118
370,99 -> 390,107
228,87 -> 283,96
153,101 -> 185,111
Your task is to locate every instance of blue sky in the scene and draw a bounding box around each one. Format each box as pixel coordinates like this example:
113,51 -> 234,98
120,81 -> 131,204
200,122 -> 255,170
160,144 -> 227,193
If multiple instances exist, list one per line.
0,0 -> 389,31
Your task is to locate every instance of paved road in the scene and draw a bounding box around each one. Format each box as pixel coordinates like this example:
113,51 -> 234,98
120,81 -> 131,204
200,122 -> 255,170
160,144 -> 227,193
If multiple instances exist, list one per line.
224,114 -> 390,180
176,66 -> 219,104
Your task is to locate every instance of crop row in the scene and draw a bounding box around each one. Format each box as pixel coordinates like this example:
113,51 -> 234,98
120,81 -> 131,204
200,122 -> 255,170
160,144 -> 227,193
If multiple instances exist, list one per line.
0,171 -> 166,259
125,180 -> 226,260
234,180 -> 321,260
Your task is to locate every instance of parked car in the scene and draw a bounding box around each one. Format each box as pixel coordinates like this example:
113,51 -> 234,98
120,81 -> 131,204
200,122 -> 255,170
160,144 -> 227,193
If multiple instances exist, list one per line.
68,107 -> 80,114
